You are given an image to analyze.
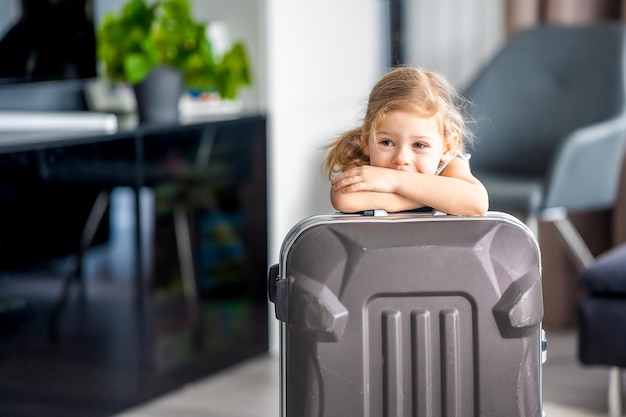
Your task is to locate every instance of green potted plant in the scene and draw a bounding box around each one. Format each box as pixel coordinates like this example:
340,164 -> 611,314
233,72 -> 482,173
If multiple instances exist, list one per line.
97,0 -> 252,121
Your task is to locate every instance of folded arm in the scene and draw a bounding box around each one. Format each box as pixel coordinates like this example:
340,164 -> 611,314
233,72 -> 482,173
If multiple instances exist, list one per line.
330,158 -> 489,216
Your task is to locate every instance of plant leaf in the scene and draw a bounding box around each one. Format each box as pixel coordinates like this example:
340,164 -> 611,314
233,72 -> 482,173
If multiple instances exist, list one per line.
124,53 -> 154,85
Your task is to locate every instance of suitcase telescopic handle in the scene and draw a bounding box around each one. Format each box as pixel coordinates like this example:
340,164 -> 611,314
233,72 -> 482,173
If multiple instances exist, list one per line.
360,208 -> 447,216
361,209 -> 389,216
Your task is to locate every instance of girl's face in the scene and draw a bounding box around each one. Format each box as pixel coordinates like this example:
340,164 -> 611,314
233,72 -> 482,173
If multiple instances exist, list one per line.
364,110 -> 451,174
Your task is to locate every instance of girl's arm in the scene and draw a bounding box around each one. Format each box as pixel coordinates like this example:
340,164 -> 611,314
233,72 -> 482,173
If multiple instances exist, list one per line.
331,187 -> 423,213
331,158 -> 489,215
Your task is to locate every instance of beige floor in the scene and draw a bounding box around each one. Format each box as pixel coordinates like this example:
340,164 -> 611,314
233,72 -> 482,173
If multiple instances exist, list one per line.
542,328 -> 612,417
115,327 -> 618,417
114,352 -> 279,417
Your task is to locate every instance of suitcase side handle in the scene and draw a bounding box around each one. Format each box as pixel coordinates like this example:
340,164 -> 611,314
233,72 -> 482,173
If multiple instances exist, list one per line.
269,268 -> 349,341
492,270 -> 544,338
268,264 -> 289,323
289,276 -> 349,341
267,263 -> 279,303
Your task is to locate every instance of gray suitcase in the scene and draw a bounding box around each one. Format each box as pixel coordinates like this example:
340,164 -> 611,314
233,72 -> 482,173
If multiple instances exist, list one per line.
268,211 -> 546,417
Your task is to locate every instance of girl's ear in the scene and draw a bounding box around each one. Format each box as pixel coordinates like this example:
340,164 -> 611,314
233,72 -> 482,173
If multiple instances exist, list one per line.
441,140 -> 454,160
442,131 -> 463,160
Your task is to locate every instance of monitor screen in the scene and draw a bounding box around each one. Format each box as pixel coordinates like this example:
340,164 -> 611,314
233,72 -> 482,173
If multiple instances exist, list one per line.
0,0 -> 96,85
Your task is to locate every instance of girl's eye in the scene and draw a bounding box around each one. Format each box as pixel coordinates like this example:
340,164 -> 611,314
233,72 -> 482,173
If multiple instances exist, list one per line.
413,142 -> 427,149
380,139 -> 394,146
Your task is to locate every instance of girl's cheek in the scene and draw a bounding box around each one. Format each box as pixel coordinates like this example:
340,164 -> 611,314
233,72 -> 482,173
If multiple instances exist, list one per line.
368,155 -> 388,168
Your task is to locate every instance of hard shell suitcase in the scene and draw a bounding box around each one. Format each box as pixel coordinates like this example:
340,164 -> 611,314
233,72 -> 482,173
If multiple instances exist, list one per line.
268,211 -> 546,417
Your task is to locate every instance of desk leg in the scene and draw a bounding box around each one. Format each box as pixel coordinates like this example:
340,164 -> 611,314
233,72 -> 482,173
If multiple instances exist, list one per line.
134,134 -> 145,309
133,186 -> 144,308
173,205 -> 199,324
48,190 -> 111,341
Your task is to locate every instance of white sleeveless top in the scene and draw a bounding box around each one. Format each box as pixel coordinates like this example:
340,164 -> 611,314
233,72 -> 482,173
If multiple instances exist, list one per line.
435,151 -> 470,175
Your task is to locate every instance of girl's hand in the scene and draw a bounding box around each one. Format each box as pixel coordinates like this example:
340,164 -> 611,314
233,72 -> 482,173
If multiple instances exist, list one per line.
332,166 -> 400,194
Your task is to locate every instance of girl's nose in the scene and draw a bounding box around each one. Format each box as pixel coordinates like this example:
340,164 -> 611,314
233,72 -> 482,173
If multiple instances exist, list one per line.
392,148 -> 412,168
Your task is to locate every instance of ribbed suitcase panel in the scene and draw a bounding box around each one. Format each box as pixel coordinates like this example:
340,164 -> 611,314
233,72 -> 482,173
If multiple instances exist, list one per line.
367,296 -> 474,417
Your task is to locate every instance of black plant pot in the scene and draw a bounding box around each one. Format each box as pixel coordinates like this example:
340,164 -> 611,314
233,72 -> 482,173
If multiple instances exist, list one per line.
133,66 -> 183,124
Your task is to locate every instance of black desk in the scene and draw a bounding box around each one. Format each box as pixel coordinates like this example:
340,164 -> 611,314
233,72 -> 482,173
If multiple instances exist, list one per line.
0,113 -> 269,417
0,113 -> 267,285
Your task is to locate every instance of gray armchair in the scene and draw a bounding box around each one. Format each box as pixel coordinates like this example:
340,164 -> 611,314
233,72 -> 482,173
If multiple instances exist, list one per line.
464,23 -> 626,270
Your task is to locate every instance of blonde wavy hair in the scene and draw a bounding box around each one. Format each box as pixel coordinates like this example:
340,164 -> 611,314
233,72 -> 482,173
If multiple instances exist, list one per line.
324,66 -> 473,178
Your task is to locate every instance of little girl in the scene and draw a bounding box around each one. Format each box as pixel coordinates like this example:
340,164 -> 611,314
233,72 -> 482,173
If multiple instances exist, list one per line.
325,66 -> 488,216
